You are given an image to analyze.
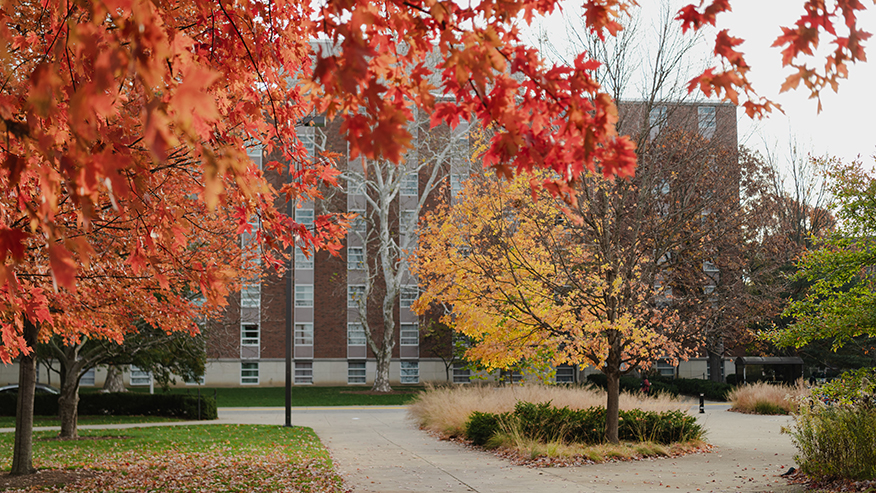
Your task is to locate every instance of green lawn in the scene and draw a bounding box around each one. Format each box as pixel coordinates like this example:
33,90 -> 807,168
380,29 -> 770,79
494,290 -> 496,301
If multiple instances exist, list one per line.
94,385 -> 426,407
0,425 -> 345,492
0,415 -> 179,428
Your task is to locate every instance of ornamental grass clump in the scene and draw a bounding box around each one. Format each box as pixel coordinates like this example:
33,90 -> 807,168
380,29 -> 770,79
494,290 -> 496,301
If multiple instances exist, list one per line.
408,383 -> 691,438
728,380 -> 807,415
788,368 -> 876,481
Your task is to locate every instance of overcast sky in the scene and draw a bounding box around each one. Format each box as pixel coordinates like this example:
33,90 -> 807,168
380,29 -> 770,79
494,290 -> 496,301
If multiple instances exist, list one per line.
527,1 -> 876,168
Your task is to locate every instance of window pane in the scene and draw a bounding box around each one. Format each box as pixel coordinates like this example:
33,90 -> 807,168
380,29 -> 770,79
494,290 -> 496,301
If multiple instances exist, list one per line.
349,210 -> 366,233
241,284 -> 260,308
130,365 -> 152,386
295,285 -> 313,307
295,246 -> 313,270
80,368 -> 95,387
348,323 -> 367,346
348,361 -> 366,384
347,247 -> 365,270
348,285 -> 366,308
296,209 -> 314,231
400,286 -> 418,308
294,361 -> 313,384
241,362 -> 259,385
400,324 -> 419,346
294,323 -> 313,345
241,324 -> 259,346
401,172 -> 418,196
555,365 -> 575,383
452,362 -> 471,384
400,361 -> 419,384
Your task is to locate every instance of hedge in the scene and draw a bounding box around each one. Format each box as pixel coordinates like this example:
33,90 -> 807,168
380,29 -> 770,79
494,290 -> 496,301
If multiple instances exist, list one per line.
586,374 -> 733,401
0,392 -> 217,420
464,401 -> 703,446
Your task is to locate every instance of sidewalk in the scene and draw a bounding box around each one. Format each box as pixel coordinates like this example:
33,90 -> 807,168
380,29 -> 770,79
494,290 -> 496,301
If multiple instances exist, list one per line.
1,404 -> 805,493
220,404 -> 804,493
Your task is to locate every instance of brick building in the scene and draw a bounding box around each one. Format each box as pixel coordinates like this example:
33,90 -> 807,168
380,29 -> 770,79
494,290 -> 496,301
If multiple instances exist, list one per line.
192,100 -> 741,387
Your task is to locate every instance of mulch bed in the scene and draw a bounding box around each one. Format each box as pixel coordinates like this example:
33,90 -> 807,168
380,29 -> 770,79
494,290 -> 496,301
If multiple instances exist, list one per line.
0,469 -> 97,491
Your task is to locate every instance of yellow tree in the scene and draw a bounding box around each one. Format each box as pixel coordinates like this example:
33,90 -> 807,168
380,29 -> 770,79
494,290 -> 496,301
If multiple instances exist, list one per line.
414,124 -> 750,443
413,171 -> 688,443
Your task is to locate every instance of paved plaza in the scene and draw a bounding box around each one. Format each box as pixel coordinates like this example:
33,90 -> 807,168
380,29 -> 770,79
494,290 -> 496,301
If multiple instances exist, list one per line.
3,403 -> 805,493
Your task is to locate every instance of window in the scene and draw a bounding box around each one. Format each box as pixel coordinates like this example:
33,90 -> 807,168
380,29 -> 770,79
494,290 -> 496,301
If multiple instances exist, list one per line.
698,106 -> 717,139
347,323 -> 367,346
400,210 -> 418,235
295,284 -> 313,307
656,360 -> 676,378
295,246 -> 313,270
401,172 -> 418,196
400,360 -> 419,384
703,261 -> 719,272
241,283 -> 260,308
450,174 -> 466,196
452,362 -> 471,383
241,323 -> 259,346
347,174 -> 366,195
295,361 -> 313,384
649,106 -> 666,139
130,365 -> 152,386
349,209 -> 366,233
400,323 -> 419,346
185,375 -> 206,385
555,364 -> 575,383
296,209 -> 314,231
348,285 -> 366,308
298,126 -> 316,157
241,362 -> 259,385
400,285 -> 418,308
80,368 -> 95,387
348,361 -> 367,384
294,323 -> 313,345
347,247 -> 365,270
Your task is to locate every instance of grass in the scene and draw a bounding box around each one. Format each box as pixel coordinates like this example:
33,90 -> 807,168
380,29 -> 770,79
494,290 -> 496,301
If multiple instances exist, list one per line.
0,415 -> 180,428
83,385 -> 425,407
408,383 -> 694,438
727,380 -> 808,415
0,424 -> 346,492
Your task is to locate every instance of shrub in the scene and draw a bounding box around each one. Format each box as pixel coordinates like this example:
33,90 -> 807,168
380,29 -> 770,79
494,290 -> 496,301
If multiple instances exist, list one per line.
463,401 -> 703,446
753,401 -> 787,415
789,368 -> 876,481
0,392 -> 217,420
465,411 -> 506,447
587,374 -> 731,401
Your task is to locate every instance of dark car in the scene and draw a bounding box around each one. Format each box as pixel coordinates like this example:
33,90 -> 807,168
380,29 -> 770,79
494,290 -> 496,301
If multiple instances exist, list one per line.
0,384 -> 60,395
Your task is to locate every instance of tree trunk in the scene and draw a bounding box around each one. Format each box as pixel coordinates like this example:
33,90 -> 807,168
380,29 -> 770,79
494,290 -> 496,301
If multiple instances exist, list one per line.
605,369 -> 620,444
58,371 -> 80,439
102,365 -> 126,392
372,350 -> 392,392
604,329 -> 622,444
11,319 -> 39,476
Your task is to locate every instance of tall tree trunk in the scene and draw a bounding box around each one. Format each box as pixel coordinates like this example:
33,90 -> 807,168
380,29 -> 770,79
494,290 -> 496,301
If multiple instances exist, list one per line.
11,319 -> 39,476
604,330 -> 622,444
102,365 -> 126,392
58,371 -> 80,439
372,349 -> 392,392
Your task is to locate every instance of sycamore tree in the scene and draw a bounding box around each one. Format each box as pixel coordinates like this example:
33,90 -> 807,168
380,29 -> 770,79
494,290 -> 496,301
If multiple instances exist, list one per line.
764,159 -> 876,352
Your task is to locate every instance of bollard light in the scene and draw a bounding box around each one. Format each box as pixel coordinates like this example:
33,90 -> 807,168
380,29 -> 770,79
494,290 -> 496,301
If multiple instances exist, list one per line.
699,393 -> 705,414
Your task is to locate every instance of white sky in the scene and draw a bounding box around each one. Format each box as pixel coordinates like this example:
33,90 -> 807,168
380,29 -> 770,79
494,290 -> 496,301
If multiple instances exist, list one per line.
525,1 -> 876,167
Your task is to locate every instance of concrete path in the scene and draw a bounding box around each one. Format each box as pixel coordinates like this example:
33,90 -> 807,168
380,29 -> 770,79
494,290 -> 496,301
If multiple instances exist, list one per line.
1,404 -> 805,493
218,404 -> 804,493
